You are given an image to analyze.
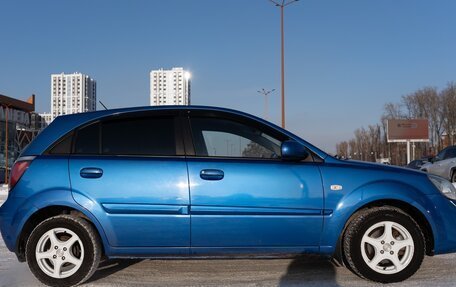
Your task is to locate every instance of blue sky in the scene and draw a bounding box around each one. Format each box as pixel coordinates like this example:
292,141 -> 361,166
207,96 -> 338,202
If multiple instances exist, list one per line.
1,0 -> 455,152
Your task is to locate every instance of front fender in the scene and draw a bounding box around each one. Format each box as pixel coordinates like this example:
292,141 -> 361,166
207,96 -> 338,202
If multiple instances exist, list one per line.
319,180 -> 438,255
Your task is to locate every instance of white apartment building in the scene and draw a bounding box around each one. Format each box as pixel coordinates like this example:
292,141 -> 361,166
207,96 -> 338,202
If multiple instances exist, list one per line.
150,67 -> 191,106
51,72 -> 96,119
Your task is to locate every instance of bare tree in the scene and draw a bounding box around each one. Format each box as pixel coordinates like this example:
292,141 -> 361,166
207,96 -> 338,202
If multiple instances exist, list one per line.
384,102 -> 404,119
441,82 -> 456,145
348,139 -> 357,159
402,87 -> 444,149
336,84 -> 454,165
336,141 -> 349,158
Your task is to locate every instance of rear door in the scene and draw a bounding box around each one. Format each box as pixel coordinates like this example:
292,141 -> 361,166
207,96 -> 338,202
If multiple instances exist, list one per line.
69,111 -> 190,249
184,111 -> 324,254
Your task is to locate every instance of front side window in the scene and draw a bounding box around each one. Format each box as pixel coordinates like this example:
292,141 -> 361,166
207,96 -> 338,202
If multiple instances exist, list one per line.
190,117 -> 283,159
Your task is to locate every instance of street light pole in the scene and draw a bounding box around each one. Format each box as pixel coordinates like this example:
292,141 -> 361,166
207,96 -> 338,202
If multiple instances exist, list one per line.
268,0 -> 299,128
280,4 -> 285,128
257,88 -> 275,120
4,106 -> 8,184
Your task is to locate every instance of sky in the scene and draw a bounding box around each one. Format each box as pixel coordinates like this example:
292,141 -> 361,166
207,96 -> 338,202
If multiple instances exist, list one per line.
1,0 -> 455,153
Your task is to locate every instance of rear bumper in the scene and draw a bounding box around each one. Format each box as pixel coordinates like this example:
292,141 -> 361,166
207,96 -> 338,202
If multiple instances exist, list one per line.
0,195 -> 37,254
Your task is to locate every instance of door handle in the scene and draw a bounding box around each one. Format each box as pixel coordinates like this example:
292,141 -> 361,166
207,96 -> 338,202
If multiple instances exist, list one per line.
80,168 -> 103,179
200,169 -> 224,181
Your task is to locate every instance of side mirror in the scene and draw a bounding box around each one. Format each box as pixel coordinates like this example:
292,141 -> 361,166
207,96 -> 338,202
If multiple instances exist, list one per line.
281,140 -> 309,161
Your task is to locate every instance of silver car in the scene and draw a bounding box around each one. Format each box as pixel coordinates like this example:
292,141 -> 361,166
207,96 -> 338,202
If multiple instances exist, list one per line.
421,145 -> 456,182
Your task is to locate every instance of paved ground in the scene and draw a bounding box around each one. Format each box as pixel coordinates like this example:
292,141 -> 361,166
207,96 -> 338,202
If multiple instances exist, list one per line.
1,192 -> 456,287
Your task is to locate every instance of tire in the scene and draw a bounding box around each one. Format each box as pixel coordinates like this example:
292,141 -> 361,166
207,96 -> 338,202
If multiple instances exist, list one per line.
25,215 -> 101,287
451,170 -> 456,183
343,206 -> 425,283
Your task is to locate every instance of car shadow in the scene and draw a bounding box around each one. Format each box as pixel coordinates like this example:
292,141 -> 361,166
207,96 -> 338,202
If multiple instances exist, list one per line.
86,255 -> 341,286
86,258 -> 143,284
279,255 -> 340,287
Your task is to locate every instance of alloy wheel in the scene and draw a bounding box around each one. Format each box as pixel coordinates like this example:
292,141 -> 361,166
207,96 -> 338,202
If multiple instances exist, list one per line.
360,221 -> 414,275
35,228 -> 84,279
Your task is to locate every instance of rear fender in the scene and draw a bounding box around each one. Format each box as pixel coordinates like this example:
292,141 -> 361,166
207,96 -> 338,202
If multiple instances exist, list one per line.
16,189 -> 110,256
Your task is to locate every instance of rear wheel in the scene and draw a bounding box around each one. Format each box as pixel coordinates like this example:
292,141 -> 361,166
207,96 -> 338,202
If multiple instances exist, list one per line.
451,171 -> 456,183
26,215 -> 101,287
343,206 -> 425,283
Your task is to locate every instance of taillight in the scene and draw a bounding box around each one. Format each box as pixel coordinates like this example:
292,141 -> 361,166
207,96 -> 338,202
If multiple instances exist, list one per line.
9,156 -> 35,192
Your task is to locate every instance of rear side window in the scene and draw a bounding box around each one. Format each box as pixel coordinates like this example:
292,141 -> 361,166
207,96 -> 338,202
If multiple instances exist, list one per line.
47,132 -> 73,155
101,117 -> 177,156
72,117 -> 178,156
74,123 -> 100,154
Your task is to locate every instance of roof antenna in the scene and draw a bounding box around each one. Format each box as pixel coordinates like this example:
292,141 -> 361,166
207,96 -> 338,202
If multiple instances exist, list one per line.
99,100 -> 108,110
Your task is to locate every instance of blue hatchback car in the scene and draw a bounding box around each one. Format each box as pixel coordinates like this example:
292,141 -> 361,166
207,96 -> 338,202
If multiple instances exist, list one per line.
1,106 -> 456,286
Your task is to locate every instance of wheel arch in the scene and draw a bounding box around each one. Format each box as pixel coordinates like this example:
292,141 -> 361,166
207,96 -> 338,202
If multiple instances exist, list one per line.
333,199 -> 434,266
16,205 -> 108,262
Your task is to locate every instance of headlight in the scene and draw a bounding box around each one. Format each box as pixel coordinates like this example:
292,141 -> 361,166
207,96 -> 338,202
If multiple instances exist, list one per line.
428,175 -> 456,200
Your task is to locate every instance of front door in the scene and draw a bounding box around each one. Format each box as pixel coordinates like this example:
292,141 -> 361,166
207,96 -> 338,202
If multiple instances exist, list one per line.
69,111 -> 190,249
184,112 -> 324,254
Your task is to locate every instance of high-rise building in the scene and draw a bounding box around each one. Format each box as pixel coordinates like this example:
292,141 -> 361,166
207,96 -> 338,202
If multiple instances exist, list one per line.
51,72 -> 96,119
150,67 -> 191,106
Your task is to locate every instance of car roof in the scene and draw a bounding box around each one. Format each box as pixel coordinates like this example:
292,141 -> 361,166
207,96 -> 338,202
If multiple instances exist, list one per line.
21,105 -> 328,159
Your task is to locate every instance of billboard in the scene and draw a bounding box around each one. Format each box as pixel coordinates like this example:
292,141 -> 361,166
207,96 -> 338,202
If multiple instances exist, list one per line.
387,119 -> 429,142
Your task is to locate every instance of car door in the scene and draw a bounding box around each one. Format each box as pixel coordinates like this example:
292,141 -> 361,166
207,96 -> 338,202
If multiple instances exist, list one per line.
184,111 -> 324,254
69,111 -> 190,250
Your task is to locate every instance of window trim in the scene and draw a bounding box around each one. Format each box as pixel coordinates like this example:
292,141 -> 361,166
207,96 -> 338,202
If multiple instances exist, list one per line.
44,109 -> 322,162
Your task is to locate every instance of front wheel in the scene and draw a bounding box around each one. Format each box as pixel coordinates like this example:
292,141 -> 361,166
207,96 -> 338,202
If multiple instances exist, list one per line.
451,171 -> 456,183
343,206 -> 425,283
26,215 -> 101,287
